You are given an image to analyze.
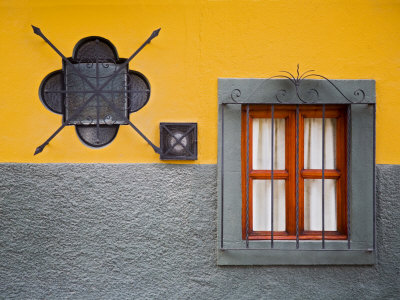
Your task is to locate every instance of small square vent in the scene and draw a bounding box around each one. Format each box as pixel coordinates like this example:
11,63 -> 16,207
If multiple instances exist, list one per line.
160,123 -> 197,160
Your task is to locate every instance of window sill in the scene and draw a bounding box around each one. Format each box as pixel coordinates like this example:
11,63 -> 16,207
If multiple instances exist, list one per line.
217,248 -> 375,265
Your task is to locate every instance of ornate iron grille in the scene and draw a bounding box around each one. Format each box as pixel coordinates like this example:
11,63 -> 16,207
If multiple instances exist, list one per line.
33,26 -> 160,154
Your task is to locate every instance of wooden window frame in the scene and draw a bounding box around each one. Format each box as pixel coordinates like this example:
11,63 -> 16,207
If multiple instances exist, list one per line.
241,105 -> 348,240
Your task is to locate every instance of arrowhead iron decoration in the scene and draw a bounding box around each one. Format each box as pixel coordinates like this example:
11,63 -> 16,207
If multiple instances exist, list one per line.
33,25 -> 161,155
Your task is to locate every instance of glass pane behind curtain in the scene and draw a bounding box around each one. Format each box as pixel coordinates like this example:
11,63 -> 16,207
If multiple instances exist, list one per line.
253,180 -> 285,231
252,118 -> 285,170
304,179 -> 337,231
304,118 -> 336,169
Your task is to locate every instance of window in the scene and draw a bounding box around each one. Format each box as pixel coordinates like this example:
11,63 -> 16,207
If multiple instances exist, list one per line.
242,105 -> 348,241
217,78 -> 376,265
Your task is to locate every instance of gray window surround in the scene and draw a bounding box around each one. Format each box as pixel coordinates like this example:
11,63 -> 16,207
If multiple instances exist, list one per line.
217,78 -> 376,265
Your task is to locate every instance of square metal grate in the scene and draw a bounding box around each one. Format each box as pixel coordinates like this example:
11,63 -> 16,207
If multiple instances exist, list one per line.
160,123 -> 197,160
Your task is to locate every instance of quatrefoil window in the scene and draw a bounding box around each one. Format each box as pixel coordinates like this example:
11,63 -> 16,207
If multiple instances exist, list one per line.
33,25 -> 161,155
39,36 -> 151,148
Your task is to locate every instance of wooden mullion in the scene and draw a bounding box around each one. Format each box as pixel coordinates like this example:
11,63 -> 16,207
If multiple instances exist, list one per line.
250,170 -> 289,179
298,111 -> 306,234
299,107 -> 343,119
301,169 -> 341,179
286,110 -> 296,236
336,109 -> 348,235
249,178 -> 254,236
249,116 -> 254,173
301,231 -> 347,240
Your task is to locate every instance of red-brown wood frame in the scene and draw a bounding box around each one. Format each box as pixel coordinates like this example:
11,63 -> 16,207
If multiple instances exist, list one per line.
241,105 -> 347,240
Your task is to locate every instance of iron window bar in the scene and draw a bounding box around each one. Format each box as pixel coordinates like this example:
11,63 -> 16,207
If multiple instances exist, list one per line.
219,66 -> 376,252
373,104 -> 377,251
347,104 -> 352,249
220,103 -> 225,249
271,104 -> 274,249
322,103 -> 326,249
295,105 -> 300,249
245,104 -> 250,248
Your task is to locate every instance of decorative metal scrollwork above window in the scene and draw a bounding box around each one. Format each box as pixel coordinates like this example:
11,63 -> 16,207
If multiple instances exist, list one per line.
33,25 -> 161,155
226,65 -> 374,105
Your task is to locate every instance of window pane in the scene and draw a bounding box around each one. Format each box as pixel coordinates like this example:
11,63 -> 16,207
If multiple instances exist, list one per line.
304,118 -> 336,169
252,180 -> 285,231
252,118 -> 285,170
304,179 -> 337,231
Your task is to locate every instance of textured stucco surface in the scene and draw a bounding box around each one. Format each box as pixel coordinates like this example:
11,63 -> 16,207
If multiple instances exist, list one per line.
0,163 -> 399,299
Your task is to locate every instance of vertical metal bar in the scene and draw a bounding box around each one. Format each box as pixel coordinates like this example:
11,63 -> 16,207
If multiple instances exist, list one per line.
271,104 -> 274,248
322,104 -> 325,249
347,105 -> 351,249
95,48 -> 100,142
221,104 -> 224,249
246,104 -> 250,248
373,104 -> 376,251
296,105 -> 300,249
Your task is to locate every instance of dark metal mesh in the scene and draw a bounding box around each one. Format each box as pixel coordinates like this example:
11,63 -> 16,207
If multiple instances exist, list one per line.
128,71 -> 150,113
39,70 -> 64,114
64,63 -> 128,125
74,39 -> 117,61
160,123 -> 197,160
75,125 -> 119,147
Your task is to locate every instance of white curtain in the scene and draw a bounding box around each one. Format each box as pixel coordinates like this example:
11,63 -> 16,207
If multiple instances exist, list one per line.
253,180 -> 286,231
304,179 -> 337,231
252,118 -> 285,170
304,118 -> 337,231
252,118 -> 286,231
251,117 -> 337,233
304,118 -> 336,169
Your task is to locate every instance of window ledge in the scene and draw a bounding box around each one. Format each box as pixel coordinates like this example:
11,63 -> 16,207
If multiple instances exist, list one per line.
218,249 -> 375,266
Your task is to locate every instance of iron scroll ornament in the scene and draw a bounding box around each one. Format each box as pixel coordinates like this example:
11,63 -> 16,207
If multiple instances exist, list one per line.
230,64 -> 367,104
33,25 -> 161,155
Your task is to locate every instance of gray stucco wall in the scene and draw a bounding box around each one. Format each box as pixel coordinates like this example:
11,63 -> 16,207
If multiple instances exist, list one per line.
0,163 -> 399,299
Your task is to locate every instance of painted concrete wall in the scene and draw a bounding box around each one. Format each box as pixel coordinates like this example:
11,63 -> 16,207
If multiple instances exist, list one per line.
0,0 -> 399,163
0,164 -> 399,298
1,1 -> 400,298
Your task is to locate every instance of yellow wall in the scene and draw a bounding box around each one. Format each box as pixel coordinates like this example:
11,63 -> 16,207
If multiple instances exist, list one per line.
0,0 -> 399,164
